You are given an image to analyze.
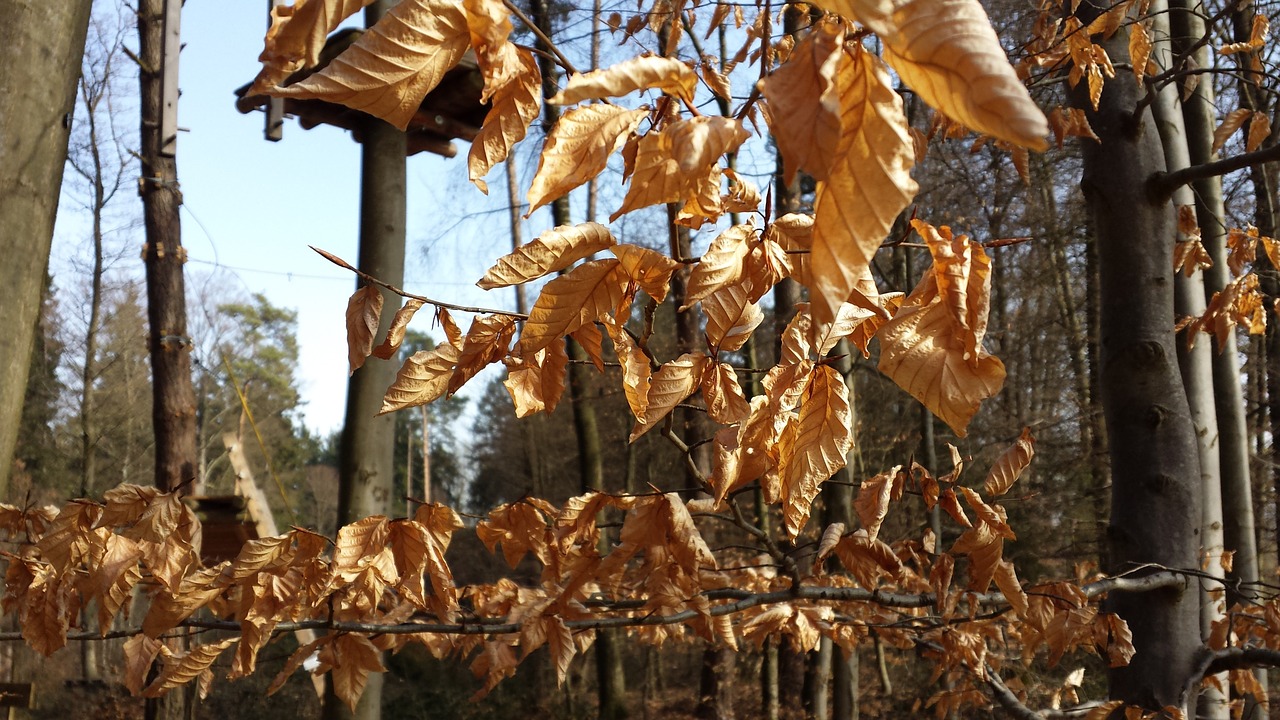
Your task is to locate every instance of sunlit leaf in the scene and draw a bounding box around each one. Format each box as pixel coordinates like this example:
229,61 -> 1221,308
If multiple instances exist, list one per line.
549,55 -> 697,105
630,353 -> 709,441
448,314 -> 517,395
759,18 -> 845,182
984,428 -> 1036,497
271,0 -> 470,130
248,0 -> 375,95
611,243 -> 683,302
701,362 -> 751,425
468,48 -> 541,193
520,259 -> 629,354
479,222 -> 617,290
142,638 -> 237,697
527,106 -> 648,216
878,222 -> 1006,436
779,366 -> 854,538
371,299 -> 425,360
380,342 -> 460,413
346,285 -> 383,376
810,45 -> 917,328
684,225 -> 754,309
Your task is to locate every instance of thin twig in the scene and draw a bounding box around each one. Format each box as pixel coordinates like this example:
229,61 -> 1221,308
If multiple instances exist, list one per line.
311,246 -> 528,319
502,0 -> 579,76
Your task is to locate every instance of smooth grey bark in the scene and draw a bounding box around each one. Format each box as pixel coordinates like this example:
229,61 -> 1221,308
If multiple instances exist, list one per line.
327,4 -> 404,719
1147,4 -> 1227,717
0,1 -> 93,496
1074,5 -> 1203,711
1169,0 -> 1265,713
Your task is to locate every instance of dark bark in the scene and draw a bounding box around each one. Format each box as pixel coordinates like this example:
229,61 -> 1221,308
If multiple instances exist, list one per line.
528,0 -> 627,714
0,1 -> 92,495
139,3 -> 196,718
1073,6 -> 1203,711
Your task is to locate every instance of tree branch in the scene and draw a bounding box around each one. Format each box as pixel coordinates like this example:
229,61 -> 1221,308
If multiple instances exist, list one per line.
311,246 -> 528,319
1151,142 -> 1280,197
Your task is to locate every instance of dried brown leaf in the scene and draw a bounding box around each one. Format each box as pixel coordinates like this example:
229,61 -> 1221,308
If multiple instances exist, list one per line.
526,106 -> 648,216
983,428 -> 1036,497
272,0 -> 470,130
346,285 -> 383,376
479,222 -> 617,290
520,259 -> 628,354
550,55 -> 697,105
380,341 -> 460,414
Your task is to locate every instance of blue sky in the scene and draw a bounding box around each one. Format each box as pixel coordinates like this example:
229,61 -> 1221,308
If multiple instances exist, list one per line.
55,1 -> 543,435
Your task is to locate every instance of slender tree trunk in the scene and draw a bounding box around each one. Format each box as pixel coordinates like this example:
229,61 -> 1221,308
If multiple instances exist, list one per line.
527,0 -> 626,713
0,0 -> 91,496
1169,0 -> 1265,713
327,3 -> 405,718
1148,6 -> 1227,718
1073,5 -> 1202,711
139,2 -> 196,718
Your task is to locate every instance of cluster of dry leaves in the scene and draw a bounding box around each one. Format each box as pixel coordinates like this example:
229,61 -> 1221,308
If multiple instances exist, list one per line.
0,428 -> 1161,715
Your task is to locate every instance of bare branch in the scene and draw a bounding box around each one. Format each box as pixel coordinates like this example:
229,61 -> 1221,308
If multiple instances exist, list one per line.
1151,142 -> 1280,197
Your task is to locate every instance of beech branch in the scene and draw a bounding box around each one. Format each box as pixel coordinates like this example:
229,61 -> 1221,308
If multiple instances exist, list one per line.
310,246 -> 528,319
0,572 -> 1188,644
1150,142 -> 1280,197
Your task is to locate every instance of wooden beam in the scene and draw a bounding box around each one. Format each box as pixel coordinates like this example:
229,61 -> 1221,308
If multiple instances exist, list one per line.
159,0 -> 181,157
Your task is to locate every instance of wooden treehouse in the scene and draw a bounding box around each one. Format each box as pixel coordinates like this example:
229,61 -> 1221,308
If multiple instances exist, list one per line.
234,28 -> 488,156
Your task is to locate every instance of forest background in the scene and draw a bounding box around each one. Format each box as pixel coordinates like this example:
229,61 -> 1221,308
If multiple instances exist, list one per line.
2,0 -> 1279,717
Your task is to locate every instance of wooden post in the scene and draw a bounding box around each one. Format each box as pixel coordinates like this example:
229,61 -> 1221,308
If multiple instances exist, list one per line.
140,0 -> 195,717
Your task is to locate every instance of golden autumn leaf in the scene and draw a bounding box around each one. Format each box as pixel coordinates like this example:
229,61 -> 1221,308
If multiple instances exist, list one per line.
380,341 -> 460,413
248,0 -> 375,95
878,222 -> 1006,436
371,298 -> 425,360
1213,107 -> 1253,153
326,633 -> 387,711
810,45 -> 917,329
630,353 -> 709,441
665,116 -> 751,177
448,314 -> 517,395
1220,14 -> 1270,55
468,48 -> 541,193
606,321 -> 653,420
521,259 -> 628,354
572,323 -> 605,371
81,532 -> 144,631
142,638 -> 237,697
702,283 -> 765,353
1227,225 -> 1261,276
611,243 -> 683,302
779,366 -> 854,538
271,0 -> 469,130
683,224 -> 754,309
503,341 -> 569,417
462,0 -> 516,99
759,18 -> 845,183
123,634 -> 165,696
611,118 -> 747,221
1048,106 -> 1101,148
818,0 -> 1048,149
479,222 -> 616,290
1129,22 -> 1152,83
1174,239 -> 1213,277
549,55 -> 697,105
1247,111 -> 1272,153
346,285 -> 383,376
993,559 -> 1028,619
526,105 -> 647,216
984,427 -> 1036,497
701,361 -> 751,425
855,466 -> 901,542
699,58 -> 732,101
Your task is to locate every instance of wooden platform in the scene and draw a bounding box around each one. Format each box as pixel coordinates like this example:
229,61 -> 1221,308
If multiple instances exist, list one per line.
234,28 -> 488,157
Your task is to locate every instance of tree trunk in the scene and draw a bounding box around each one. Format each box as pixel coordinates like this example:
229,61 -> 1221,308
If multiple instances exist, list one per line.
139,2 -> 196,718
1147,5 -> 1227,717
326,4 -> 405,718
0,1 -> 92,496
1074,4 -> 1203,711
